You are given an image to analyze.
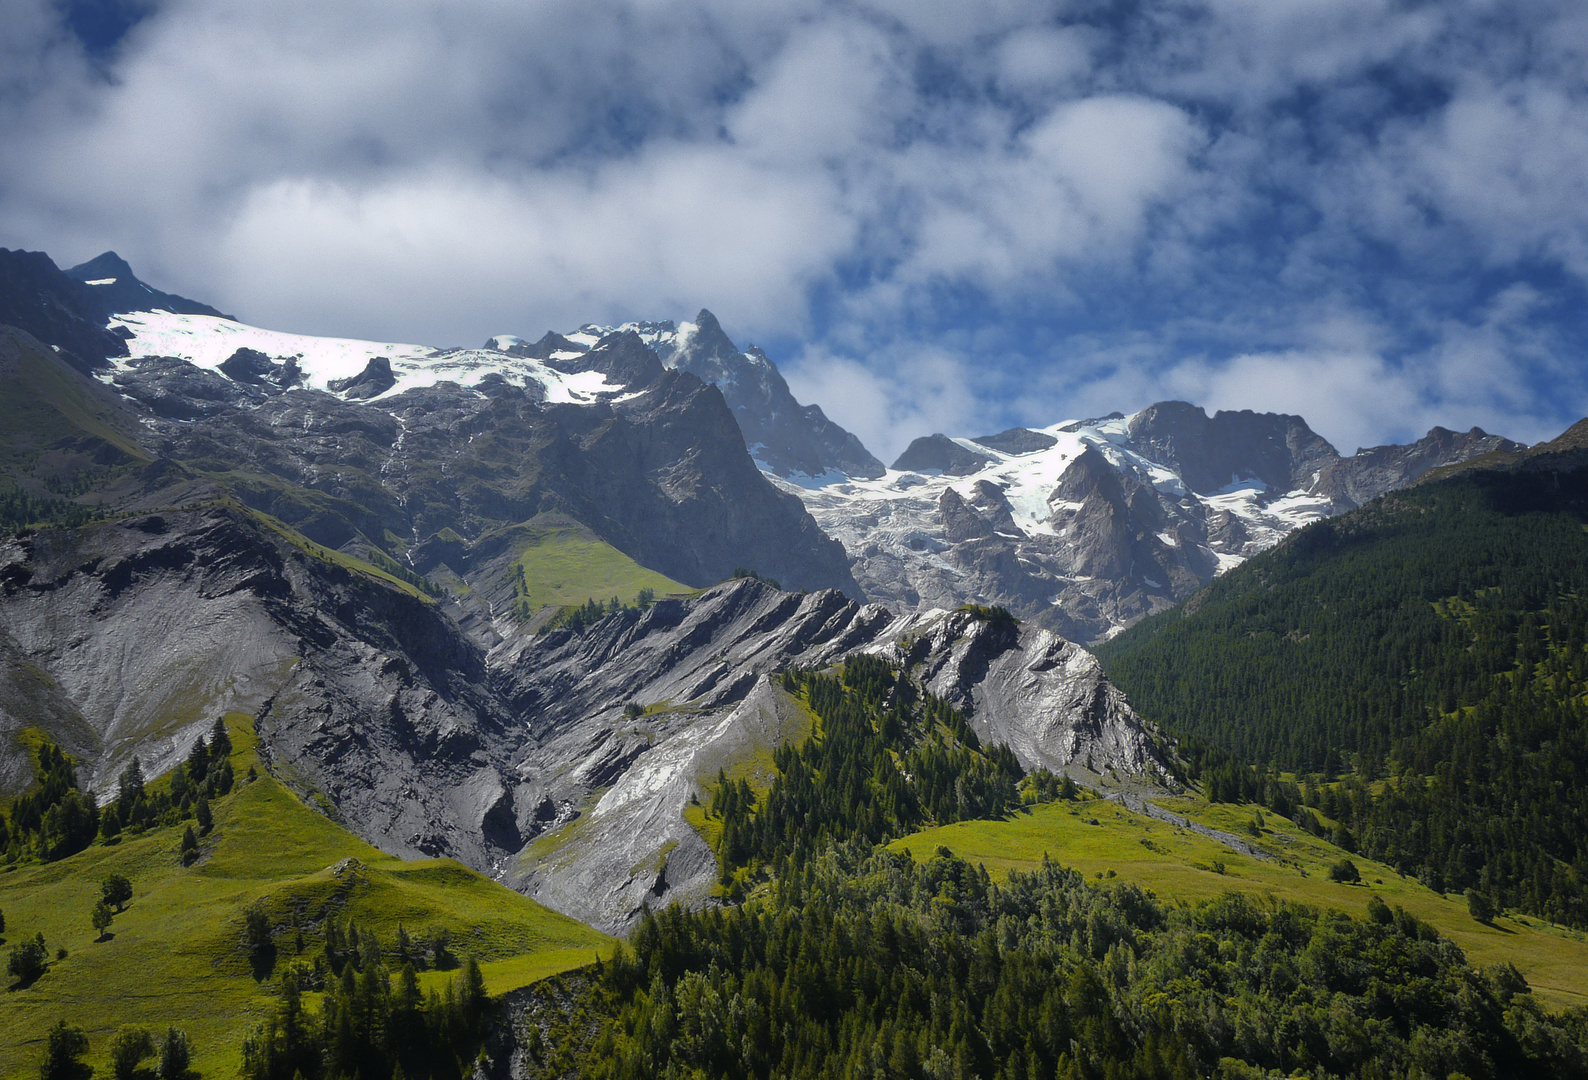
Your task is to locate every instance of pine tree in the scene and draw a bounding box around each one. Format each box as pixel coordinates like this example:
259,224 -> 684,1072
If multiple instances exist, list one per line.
209,716 -> 233,760
158,1028 -> 192,1080
39,1021 -> 91,1080
117,757 -> 145,816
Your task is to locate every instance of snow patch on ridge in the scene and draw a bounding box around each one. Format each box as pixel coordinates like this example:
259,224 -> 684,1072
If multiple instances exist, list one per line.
108,311 -> 624,404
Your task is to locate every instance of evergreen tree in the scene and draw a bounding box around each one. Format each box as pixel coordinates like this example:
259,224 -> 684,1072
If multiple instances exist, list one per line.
158,1028 -> 192,1080
39,1021 -> 92,1080
209,717 -> 233,760
185,735 -> 210,786
117,758 -> 144,817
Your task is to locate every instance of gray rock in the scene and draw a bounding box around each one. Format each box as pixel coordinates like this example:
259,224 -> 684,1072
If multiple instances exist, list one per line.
973,427 -> 1058,455
493,578 -> 1169,931
0,501 -> 1167,934
891,434 -> 996,476
327,356 -> 397,399
656,310 -> 885,481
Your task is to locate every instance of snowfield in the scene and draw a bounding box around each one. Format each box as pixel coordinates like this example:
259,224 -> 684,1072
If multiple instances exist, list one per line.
108,311 -> 623,404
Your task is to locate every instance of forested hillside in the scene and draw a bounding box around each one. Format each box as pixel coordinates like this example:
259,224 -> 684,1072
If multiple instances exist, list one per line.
1097,453 -> 1588,926
528,837 -> 1588,1080
712,657 -> 1025,874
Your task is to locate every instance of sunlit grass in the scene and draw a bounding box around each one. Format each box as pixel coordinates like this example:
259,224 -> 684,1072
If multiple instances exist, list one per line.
0,714 -> 609,1079
893,792 -> 1588,1011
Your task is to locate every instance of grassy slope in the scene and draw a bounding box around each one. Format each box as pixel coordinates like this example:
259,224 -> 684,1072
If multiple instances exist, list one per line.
0,333 -> 150,474
0,714 -> 610,1079
512,524 -> 690,611
892,793 -> 1588,1011
244,504 -> 437,604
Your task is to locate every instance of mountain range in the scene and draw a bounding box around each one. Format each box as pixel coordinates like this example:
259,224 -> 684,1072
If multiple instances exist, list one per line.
0,249 -> 1168,930
3,246 -> 1588,1076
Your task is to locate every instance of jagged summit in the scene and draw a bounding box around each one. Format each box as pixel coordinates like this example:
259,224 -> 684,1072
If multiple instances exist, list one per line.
65,250 -> 231,321
502,308 -> 887,483
784,404 -> 1522,643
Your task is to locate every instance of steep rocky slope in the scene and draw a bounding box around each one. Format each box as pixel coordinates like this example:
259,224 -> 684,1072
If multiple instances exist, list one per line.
0,250 -> 860,602
785,406 -> 1519,643
0,502 -> 1168,933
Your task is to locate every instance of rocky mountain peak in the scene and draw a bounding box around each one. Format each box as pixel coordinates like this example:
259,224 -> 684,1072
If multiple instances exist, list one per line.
552,328 -> 666,388
1126,401 -> 1339,495
891,434 -> 995,476
68,250 -> 136,281
973,427 -> 1058,454
791,403 -> 1517,644
687,308 -> 738,358
657,311 -> 884,481
64,250 -> 230,322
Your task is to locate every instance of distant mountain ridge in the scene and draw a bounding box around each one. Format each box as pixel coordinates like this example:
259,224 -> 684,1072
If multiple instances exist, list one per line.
783,405 -> 1520,643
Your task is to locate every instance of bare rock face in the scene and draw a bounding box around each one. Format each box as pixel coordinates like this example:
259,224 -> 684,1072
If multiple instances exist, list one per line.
0,495 -> 1168,936
892,434 -> 996,477
1313,426 -> 1523,507
1125,401 -> 1339,496
548,310 -> 886,482
0,508 -> 519,877
875,610 -> 1171,782
492,579 -> 1168,932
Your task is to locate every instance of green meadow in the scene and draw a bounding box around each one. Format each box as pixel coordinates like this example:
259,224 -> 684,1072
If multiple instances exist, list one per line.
893,791 -> 1588,1011
510,523 -> 691,612
0,715 -> 609,1080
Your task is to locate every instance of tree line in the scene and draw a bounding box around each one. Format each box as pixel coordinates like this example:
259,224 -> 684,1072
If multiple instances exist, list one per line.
1,720 -> 238,868
1099,466 -> 1588,926
239,935 -> 493,1080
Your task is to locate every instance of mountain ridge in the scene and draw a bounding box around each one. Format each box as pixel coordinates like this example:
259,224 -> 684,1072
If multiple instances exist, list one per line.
787,404 -> 1520,643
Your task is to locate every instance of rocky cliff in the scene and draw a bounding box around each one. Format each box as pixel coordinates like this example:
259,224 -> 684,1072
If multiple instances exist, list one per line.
503,310 -> 886,482
0,500 -> 1168,933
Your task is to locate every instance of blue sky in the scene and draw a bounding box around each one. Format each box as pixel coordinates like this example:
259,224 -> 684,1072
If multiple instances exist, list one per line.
2,0 -> 1586,461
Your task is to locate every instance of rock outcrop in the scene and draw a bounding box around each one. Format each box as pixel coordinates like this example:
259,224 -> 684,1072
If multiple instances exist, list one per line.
491,578 -> 1169,931
538,311 -> 887,482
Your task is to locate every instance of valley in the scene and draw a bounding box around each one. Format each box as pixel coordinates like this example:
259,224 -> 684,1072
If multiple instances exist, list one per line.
0,245 -> 1584,1078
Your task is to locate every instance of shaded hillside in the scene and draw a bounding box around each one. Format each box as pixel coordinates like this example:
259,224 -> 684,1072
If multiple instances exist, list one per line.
1097,433 -> 1588,925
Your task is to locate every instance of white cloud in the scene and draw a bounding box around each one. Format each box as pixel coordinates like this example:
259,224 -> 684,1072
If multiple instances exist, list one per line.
994,25 -> 1095,98
1407,81 -> 1588,278
214,149 -> 856,342
786,346 -> 984,464
0,0 -> 1585,458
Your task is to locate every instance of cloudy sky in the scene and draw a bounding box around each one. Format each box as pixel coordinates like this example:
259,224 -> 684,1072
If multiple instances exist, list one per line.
3,0 -> 1586,461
